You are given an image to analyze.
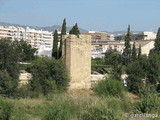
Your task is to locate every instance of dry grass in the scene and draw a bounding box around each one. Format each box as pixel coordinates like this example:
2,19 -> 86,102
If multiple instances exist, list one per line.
127,92 -> 139,103
3,90 -> 141,120
67,89 -> 94,96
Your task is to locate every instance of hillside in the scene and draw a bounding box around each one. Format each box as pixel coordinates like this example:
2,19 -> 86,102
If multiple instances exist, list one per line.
0,22 -> 88,33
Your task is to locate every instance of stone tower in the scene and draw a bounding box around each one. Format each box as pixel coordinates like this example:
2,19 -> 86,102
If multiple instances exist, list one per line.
62,35 -> 91,89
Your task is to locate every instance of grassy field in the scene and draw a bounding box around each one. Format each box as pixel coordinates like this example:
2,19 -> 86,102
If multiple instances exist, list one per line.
1,89 -> 159,120
4,90 -> 128,120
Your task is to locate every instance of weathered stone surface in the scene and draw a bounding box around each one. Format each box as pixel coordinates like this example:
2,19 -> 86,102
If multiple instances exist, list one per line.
19,70 -> 32,84
63,35 -> 91,89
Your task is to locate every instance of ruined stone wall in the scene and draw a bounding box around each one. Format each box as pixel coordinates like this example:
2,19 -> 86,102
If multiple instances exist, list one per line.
63,35 -> 91,89
19,70 -> 32,84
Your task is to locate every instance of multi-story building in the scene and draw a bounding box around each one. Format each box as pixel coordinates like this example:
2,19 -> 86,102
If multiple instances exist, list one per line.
0,26 -> 53,57
0,26 -> 23,40
92,40 -> 155,59
82,31 -> 111,43
115,31 -> 156,41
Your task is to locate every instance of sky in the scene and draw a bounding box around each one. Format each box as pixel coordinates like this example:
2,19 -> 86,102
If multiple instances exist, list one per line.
0,0 -> 160,32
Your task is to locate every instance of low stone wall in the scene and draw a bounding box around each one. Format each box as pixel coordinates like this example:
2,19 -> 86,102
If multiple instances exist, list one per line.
19,70 -> 32,84
91,74 -> 106,88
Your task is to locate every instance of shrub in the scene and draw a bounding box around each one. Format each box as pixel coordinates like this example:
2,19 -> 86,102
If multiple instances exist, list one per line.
134,92 -> 160,113
107,96 -> 132,113
43,102 -> 77,120
93,77 -> 124,98
0,97 -> 13,120
29,58 -> 69,96
126,75 -> 144,95
126,60 -> 145,94
12,84 -> 31,98
0,70 -> 18,97
14,40 -> 37,62
91,58 -> 106,65
91,66 -> 109,74
157,84 -> 160,93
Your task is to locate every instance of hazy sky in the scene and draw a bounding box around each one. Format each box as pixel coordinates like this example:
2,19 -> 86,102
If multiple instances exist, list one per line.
0,0 -> 160,31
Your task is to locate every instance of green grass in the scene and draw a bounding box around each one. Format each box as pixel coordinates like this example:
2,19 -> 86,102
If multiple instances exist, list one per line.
93,77 -> 125,98
1,92 -> 131,120
10,98 -> 48,120
0,91 -> 159,120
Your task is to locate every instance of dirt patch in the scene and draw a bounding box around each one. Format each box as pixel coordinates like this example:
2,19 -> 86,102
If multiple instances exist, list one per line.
127,92 -> 139,103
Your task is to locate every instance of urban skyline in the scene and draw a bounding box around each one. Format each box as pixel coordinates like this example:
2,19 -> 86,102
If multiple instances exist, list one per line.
0,0 -> 160,32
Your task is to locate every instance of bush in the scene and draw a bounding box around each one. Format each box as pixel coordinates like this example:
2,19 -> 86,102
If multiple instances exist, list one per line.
107,96 -> 132,113
12,84 -> 32,98
91,66 -> 109,74
134,92 -> 160,113
157,84 -> 160,93
0,97 -> 13,120
0,70 -> 18,97
81,106 -> 124,120
93,77 -> 124,98
19,64 -> 33,73
14,40 -> 37,62
126,60 -> 145,94
43,102 -> 77,120
29,58 -> 69,96
126,75 -> 144,95
91,58 -> 106,65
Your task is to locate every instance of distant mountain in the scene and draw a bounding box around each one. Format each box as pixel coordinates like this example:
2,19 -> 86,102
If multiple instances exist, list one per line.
0,22 -> 88,33
41,25 -> 88,33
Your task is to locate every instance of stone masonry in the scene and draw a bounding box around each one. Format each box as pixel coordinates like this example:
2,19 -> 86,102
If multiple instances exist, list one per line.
63,35 -> 91,89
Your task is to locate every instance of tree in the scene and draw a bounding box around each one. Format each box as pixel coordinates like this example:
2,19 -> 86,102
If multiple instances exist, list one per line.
59,18 -> 67,58
52,30 -> 59,59
29,58 -> 69,96
147,28 -> 160,84
61,18 -> 67,35
105,49 -> 123,79
138,45 -> 141,58
154,27 -> 160,54
14,40 -> 37,61
0,70 -> 17,96
69,23 -> 80,36
0,38 -> 20,96
126,61 -> 145,94
123,25 -> 131,65
147,53 -> 160,84
131,42 -> 137,60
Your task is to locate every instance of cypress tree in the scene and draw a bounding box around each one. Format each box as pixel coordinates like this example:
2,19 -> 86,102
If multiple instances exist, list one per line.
61,19 -> 67,35
59,18 -> 66,58
69,25 -> 75,34
69,23 -> 80,36
138,45 -> 141,58
154,27 -> 160,54
132,42 -> 137,60
74,23 -> 80,35
123,25 -> 131,64
52,30 -> 59,59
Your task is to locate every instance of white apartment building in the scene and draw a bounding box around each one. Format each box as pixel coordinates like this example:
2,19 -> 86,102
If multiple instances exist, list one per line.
143,31 -> 157,40
0,26 -> 53,57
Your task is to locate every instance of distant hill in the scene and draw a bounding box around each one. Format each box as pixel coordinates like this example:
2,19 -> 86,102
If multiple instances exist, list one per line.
41,25 -> 88,33
0,22 -> 88,33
